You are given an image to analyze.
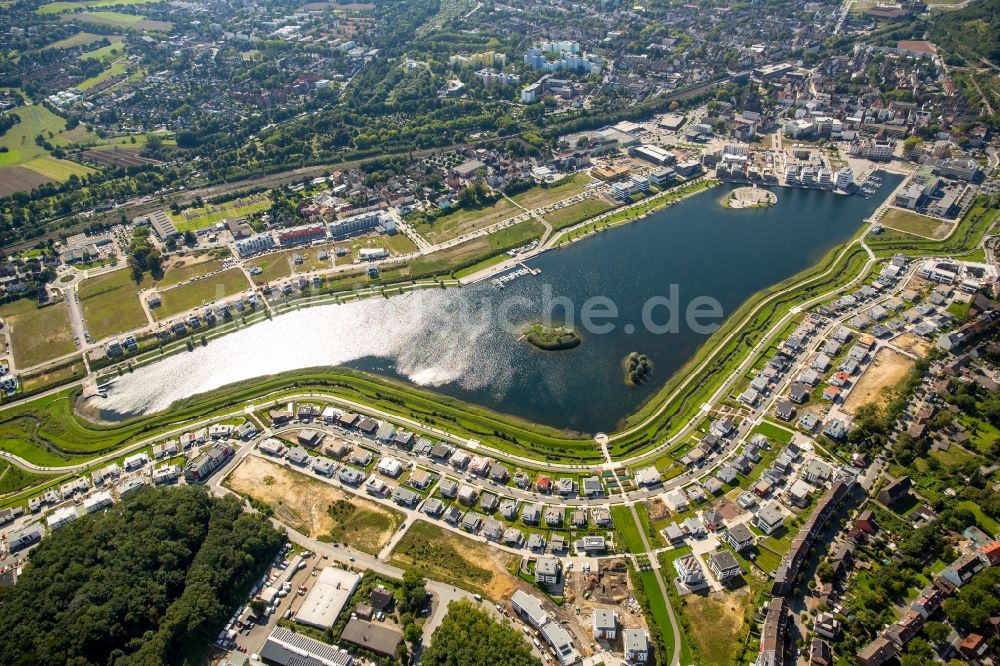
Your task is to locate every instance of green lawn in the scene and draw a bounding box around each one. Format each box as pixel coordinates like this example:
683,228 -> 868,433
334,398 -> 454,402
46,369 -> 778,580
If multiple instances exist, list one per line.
78,40 -> 125,62
611,504 -> 647,553
544,198 -> 617,231
0,298 -> 76,368
0,462 -> 57,495
73,10 -> 144,25
322,498 -> 404,554
880,208 -> 949,239
750,421 -> 793,444
510,173 -> 594,210
388,521 -> 501,598
41,31 -> 106,49
410,198 -> 519,244
956,500 -> 999,536
155,255 -> 225,288
250,253 -> 292,286
155,268 -> 250,319
78,268 -> 148,340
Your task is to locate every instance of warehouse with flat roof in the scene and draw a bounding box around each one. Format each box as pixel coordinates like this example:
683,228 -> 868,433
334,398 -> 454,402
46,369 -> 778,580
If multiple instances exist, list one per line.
295,567 -> 362,629
260,626 -> 353,666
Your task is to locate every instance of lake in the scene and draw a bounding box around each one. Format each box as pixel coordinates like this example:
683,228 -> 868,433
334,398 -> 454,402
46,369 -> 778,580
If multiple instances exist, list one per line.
98,176 -> 902,433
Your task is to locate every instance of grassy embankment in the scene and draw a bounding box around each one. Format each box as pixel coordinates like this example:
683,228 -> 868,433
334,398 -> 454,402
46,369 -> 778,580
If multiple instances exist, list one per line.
869,195 -> 998,260
605,236 -> 873,459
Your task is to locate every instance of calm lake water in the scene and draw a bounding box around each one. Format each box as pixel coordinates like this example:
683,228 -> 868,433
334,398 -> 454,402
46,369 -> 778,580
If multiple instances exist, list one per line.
99,176 -> 902,433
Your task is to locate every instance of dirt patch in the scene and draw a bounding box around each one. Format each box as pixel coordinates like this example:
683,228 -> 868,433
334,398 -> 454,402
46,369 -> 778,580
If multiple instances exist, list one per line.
683,587 -> 752,666
645,497 -> 670,522
389,521 -> 520,601
842,348 -> 915,415
226,456 -> 399,553
0,166 -> 54,197
82,149 -> 159,168
713,497 -> 742,521
893,333 -> 933,358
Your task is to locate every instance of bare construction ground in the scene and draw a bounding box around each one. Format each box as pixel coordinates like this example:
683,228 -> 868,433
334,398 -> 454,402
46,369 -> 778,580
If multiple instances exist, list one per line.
893,332 -> 933,358
843,348 -> 915,415
226,456 -> 401,553
389,520 -> 521,600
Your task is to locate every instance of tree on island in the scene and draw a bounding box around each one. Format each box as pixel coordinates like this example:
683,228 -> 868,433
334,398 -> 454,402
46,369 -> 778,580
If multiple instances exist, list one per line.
624,351 -> 653,385
421,600 -> 540,666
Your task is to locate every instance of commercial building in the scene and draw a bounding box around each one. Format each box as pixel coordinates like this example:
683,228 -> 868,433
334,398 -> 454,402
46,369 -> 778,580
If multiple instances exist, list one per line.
295,567 -> 362,629
260,626 -> 353,666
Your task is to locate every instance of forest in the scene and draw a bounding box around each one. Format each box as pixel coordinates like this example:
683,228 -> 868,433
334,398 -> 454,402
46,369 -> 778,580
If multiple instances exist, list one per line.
419,600 -> 540,666
0,486 -> 284,666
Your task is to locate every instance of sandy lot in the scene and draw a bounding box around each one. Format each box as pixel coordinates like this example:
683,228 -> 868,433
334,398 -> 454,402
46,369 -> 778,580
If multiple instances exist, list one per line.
227,456 -> 399,552
892,333 -> 933,358
843,348 -> 915,415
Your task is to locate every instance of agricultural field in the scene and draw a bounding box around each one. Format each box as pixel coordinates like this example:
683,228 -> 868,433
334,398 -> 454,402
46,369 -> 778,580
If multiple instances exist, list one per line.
36,0 -> 159,13
63,10 -> 172,30
77,59 -> 129,91
20,155 -> 94,180
880,208 -> 951,239
0,167 -> 53,197
168,194 -> 272,233
78,268 -> 148,340
154,267 -> 250,318
0,298 -> 76,369
0,105 -> 95,194
40,31 -> 109,49
81,147 -> 159,168
389,521 -> 520,600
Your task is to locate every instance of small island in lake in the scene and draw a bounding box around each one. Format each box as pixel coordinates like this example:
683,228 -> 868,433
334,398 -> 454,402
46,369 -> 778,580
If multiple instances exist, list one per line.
724,186 -> 777,209
523,323 -> 581,351
623,352 -> 653,385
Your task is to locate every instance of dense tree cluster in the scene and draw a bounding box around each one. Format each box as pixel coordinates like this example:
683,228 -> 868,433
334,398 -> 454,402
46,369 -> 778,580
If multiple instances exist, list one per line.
420,600 -> 539,666
0,486 -> 284,666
